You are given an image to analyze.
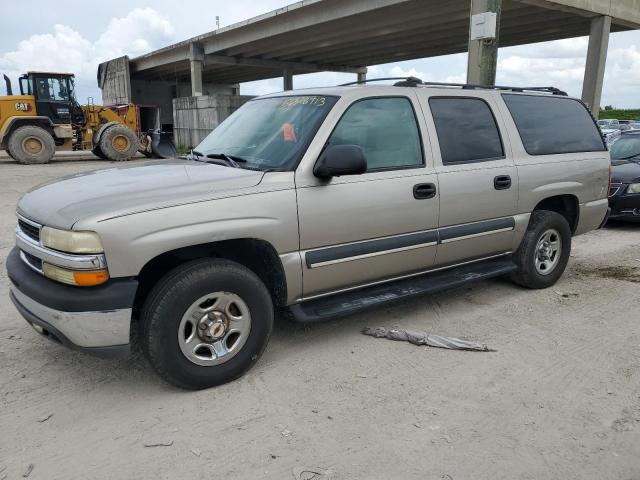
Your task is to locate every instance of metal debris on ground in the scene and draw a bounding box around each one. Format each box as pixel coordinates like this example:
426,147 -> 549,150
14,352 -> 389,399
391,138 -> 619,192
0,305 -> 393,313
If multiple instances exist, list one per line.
362,326 -> 493,351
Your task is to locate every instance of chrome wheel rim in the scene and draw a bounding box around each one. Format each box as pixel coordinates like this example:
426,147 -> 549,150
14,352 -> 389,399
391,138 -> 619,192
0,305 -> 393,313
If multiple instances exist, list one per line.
535,228 -> 562,275
178,292 -> 251,366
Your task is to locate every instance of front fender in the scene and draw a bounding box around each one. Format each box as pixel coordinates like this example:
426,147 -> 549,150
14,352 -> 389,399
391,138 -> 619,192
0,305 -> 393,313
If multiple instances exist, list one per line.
0,115 -> 53,146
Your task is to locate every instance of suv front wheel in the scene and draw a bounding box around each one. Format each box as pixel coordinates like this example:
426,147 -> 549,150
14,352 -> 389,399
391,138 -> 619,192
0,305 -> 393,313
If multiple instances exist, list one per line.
141,259 -> 273,389
510,210 -> 572,289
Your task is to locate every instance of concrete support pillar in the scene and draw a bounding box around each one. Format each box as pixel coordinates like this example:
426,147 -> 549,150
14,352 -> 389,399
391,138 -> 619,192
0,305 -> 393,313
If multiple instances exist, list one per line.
283,68 -> 294,91
581,15 -> 611,118
357,67 -> 367,84
466,0 -> 502,86
189,42 -> 205,97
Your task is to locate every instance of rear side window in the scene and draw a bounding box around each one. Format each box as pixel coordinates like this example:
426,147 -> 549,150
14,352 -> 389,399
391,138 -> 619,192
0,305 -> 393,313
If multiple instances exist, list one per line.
502,94 -> 606,155
429,97 -> 504,165
328,97 -> 423,171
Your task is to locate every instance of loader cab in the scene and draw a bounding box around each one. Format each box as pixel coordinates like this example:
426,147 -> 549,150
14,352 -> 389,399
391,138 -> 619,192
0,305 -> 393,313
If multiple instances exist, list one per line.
20,72 -> 76,125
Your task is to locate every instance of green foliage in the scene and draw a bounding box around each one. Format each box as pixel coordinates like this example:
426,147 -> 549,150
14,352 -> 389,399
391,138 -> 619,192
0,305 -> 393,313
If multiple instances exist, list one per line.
176,144 -> 192,155
599,109 -> 640,121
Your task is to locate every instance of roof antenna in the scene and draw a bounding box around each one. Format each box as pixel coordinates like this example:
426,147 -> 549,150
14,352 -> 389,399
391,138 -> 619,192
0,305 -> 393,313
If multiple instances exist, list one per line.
216,16 -> 220,29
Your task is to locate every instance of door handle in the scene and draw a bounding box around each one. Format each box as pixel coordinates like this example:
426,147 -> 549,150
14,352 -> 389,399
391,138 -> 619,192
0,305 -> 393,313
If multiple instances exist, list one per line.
494,175 -> 512,190
413,183 -> 437,199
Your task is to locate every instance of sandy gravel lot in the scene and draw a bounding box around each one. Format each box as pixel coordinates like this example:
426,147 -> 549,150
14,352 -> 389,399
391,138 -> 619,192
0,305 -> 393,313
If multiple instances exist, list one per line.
0,157 -> 639,480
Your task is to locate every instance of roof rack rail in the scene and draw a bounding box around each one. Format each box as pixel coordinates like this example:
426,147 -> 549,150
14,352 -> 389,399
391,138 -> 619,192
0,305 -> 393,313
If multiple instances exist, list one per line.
339,76 -> 568,96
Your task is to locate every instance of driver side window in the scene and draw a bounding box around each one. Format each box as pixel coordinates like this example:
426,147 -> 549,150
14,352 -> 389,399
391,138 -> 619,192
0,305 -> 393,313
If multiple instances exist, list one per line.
328,97 -> 423,171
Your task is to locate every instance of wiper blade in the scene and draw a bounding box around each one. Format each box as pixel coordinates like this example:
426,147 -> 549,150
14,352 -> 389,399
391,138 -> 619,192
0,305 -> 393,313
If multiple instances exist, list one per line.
206,153 -> 248,168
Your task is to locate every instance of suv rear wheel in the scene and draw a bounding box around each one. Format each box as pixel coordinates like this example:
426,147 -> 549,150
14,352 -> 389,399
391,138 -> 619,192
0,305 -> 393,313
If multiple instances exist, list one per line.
141,259 -> 273,389
510,210 -> 572,289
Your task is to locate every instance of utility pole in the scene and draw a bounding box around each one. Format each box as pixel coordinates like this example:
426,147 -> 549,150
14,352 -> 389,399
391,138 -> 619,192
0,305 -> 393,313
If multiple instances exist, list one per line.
466,0 -> 502,86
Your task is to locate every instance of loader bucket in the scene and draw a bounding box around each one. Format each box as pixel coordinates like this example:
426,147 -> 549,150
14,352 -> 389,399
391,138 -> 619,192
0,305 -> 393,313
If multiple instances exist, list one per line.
150,131 -> 177,159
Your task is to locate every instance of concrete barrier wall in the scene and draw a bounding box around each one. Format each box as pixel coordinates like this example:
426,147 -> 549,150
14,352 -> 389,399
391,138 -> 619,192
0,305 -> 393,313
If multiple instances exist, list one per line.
172,94 -> 253,149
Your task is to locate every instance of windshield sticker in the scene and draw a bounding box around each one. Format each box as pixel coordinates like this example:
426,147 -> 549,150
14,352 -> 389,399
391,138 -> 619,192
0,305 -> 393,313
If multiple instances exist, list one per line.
279,96 -> 326,109
281,123 -> 297,142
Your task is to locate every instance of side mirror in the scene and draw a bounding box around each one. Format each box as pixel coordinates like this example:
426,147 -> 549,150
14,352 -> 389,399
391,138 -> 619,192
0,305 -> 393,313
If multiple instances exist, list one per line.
313,144 -> 367,179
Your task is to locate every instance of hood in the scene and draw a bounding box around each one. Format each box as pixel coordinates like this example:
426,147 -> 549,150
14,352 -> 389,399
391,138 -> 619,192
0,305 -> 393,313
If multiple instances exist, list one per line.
611,159 -> 640,184
17,159 -> 264,229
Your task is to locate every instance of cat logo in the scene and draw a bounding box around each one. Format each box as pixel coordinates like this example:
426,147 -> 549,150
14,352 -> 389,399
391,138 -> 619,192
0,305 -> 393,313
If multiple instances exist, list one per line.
14,102 -> 32,112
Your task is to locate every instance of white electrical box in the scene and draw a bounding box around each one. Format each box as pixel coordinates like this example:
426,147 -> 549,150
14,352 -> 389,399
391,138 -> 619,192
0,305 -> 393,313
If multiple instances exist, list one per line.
470,12 -> 497,41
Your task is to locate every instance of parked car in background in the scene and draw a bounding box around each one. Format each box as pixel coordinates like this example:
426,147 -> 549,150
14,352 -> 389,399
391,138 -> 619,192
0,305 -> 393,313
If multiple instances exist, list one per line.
609,131 -> 640,221
601,127 -> 621,146
598,119 -> 620,129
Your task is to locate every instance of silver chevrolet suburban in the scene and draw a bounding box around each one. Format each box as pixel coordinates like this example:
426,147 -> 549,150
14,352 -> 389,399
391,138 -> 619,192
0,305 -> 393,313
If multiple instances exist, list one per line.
7,79 -> 610,389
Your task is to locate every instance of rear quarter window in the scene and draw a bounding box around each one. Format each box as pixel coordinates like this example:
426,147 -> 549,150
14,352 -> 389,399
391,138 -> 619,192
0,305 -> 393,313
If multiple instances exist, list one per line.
502,94 -> 606,155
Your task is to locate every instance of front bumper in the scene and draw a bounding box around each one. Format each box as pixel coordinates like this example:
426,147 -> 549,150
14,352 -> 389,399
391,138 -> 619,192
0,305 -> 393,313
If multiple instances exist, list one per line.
6,247 -> 137,358
608,184 -> 640,221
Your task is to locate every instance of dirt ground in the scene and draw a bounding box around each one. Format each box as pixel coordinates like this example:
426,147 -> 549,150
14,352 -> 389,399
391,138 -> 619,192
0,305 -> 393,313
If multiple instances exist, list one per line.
0,157 -> 639,480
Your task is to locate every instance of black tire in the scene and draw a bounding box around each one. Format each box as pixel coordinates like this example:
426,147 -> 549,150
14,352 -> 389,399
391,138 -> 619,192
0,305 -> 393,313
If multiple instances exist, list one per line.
7,125 -> 55,164
510,210 -> 572,289
141,259 -> 274,389
91,145 -> 107,159
98,124 -> 138,161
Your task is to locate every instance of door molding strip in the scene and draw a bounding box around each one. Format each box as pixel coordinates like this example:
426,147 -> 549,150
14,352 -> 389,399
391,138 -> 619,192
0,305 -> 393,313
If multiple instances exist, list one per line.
304,217 -> 515,269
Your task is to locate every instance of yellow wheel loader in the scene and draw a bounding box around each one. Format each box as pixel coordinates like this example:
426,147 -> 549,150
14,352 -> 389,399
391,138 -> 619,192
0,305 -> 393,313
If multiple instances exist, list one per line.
0,72 -> 176,164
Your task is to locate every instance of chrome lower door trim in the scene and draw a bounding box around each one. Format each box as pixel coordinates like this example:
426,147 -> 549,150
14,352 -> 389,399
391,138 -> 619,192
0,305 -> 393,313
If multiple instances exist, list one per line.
309,241 -> 438,268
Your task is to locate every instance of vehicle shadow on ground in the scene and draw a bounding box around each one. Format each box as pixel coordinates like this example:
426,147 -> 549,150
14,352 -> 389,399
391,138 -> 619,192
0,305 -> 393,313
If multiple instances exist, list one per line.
604,220 -> 640,230
19,278 -> 520,393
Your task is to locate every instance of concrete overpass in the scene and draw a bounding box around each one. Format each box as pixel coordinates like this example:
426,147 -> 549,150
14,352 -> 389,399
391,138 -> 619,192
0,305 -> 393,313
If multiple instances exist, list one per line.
99,0 -> 639,146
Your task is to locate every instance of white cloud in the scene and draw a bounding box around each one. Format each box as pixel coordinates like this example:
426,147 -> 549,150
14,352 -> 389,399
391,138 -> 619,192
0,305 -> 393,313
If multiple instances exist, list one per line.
95,8 -> 174,60
0,8 -> 175,100
497,37 -> 640,107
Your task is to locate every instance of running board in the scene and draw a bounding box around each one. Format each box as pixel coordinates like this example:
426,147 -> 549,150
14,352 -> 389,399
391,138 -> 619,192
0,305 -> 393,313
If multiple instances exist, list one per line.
289,256 -> 516,323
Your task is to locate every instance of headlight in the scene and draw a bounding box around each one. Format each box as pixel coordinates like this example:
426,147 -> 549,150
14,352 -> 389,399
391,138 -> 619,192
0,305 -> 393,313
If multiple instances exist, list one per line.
41,227 -> 104,254
627,183 -> 640,194
42,263 -> 109,287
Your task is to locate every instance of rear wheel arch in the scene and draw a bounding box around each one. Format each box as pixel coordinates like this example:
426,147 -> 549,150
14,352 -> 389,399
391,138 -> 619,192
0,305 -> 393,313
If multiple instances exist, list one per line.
532,194 -> 579,233
133,238 -> 288,314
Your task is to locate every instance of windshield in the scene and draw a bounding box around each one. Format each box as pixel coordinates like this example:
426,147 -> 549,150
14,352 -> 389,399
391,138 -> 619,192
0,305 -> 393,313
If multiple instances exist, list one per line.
609,136 -> 640,160
194,95 -> 338,171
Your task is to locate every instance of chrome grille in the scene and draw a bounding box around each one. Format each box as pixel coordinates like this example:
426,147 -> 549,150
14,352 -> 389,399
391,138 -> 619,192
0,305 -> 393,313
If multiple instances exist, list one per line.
18,218 -> 41,242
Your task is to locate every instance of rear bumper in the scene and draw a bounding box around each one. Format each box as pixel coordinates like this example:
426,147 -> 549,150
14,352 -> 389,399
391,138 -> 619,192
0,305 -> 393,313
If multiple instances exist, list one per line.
575,198 -> 609,235
6,247 -> 137,358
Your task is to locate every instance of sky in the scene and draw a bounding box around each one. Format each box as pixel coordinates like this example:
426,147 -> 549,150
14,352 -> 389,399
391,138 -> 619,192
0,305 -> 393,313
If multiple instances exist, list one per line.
0,1 -> 638,108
